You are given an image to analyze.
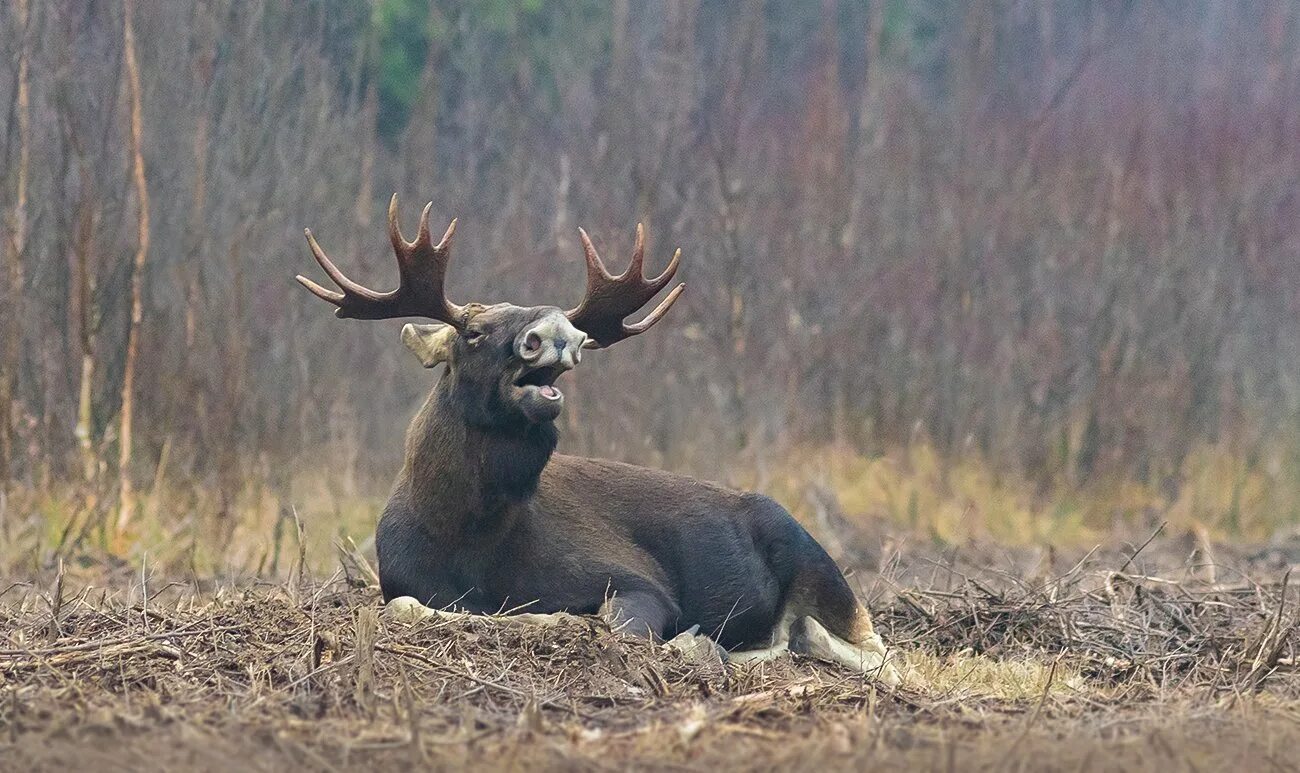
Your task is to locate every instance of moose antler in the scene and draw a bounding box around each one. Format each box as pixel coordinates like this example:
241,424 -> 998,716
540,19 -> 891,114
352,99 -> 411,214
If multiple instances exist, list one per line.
566,225 -> 685,348
296,194 -> 466,326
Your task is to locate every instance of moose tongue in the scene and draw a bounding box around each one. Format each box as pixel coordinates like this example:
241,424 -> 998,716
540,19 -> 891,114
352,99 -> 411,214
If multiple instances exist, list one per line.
539,385 -> 560,400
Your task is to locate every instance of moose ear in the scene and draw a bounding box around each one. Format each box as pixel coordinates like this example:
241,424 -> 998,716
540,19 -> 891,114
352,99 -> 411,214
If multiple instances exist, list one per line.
401,323 -> 457,368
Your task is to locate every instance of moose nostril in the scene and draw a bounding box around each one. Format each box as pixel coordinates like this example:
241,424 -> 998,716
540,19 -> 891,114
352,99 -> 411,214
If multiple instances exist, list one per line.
522,331 -> 543,358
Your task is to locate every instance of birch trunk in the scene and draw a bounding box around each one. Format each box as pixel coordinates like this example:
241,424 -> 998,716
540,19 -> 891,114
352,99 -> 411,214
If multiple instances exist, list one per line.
117,0 -> 151,532
74,189 -> 99,485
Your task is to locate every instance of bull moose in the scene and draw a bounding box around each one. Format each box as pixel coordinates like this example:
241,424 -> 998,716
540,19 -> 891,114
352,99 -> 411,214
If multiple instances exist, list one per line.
297,195 -> 899,684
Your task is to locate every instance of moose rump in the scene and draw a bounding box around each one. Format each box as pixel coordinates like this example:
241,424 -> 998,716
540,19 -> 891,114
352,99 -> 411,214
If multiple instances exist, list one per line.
531,457 -> 867,650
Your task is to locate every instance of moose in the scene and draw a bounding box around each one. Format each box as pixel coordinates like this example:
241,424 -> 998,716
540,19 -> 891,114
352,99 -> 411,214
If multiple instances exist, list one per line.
297,195 -> 898,684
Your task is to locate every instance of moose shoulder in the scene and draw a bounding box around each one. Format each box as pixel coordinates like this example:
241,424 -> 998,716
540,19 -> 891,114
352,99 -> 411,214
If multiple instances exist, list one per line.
297,195 -> 899,684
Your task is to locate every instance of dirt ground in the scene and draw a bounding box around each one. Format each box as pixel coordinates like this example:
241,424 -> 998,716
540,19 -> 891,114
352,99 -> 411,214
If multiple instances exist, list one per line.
2,535 -> 1298,772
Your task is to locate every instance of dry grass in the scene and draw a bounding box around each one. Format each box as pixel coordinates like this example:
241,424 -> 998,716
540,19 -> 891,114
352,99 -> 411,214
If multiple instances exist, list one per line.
5,439 -> 1297,584
760,440 -> 1300,547
3,441 -> 1298,770
1,535 -> 1296,771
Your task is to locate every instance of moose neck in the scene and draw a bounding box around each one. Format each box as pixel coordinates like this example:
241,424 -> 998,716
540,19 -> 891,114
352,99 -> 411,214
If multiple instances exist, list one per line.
402,380 -> 558,539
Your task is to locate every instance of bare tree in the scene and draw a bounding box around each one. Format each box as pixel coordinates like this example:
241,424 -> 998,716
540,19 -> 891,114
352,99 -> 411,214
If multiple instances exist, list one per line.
116,0 -> 151,532
1,0 -> 32,500
0,0 -> 1295,544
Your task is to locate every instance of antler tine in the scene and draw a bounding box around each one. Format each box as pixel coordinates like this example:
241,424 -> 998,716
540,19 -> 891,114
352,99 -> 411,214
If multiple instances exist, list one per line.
435,217 -> 457,252
626,223 -> 645,278
566,225 -> 686,348
387,193 -> 406,253
296,227 -> 345,305
302,228 -> 386,301
294,273 -> 344,305
415,201 -> 434,250
299,193 -> 466,325
647,247 -> 682,292
577,227 -> 614,283
624,282 -> 686,335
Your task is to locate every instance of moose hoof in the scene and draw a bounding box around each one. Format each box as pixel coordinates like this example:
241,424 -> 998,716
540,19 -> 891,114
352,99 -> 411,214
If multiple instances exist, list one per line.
790,617 -> 902,687
384,596 -> 438,623
664,625 -> 727,670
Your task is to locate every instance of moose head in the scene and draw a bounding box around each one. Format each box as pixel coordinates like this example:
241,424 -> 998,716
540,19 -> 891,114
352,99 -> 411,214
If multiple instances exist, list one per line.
296,195 -> 685,429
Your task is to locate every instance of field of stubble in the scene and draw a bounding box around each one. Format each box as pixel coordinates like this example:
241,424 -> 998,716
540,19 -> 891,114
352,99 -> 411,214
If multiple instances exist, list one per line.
2,534 -> 1298,772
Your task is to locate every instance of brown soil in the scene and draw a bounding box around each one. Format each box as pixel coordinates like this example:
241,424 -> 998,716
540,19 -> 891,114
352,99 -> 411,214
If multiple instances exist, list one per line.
1,538 -> 1297,772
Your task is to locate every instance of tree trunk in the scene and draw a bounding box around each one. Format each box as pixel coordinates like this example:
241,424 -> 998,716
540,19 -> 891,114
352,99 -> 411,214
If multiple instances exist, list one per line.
2,0 -> 32,499
184,5 -> 215,352
74,185 -> 99,486
117,0 -> 151,532
357,83 -> 377,232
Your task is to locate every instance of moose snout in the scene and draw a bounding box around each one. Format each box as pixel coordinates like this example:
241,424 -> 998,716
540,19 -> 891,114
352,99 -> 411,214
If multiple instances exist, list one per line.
517,312 -> 586,369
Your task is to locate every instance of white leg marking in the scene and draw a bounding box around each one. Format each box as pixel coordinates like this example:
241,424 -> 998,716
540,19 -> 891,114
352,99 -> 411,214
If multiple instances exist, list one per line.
727,640 -> 790,664
796,616 -> 901,687
384,596 -> 445,622
383,597 -> 570,627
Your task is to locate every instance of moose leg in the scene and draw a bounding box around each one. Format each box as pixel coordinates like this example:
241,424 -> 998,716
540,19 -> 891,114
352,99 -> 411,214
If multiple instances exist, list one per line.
384,596 -> 572,627
789,611 -> 900,686
600,590 -> 730,668
598,589 -> 677,639
728,608 -> 796,664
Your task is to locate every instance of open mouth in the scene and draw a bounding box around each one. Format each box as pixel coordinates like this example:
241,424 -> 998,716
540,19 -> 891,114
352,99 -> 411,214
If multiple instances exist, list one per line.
514,364 -> 566,401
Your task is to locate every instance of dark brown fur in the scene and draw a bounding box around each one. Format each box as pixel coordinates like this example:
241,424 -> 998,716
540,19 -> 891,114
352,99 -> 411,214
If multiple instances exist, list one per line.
375,307 -> 868,650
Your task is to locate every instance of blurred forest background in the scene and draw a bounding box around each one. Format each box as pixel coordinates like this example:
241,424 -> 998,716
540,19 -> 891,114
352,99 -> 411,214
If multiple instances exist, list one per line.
1,0 -> 1298,571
